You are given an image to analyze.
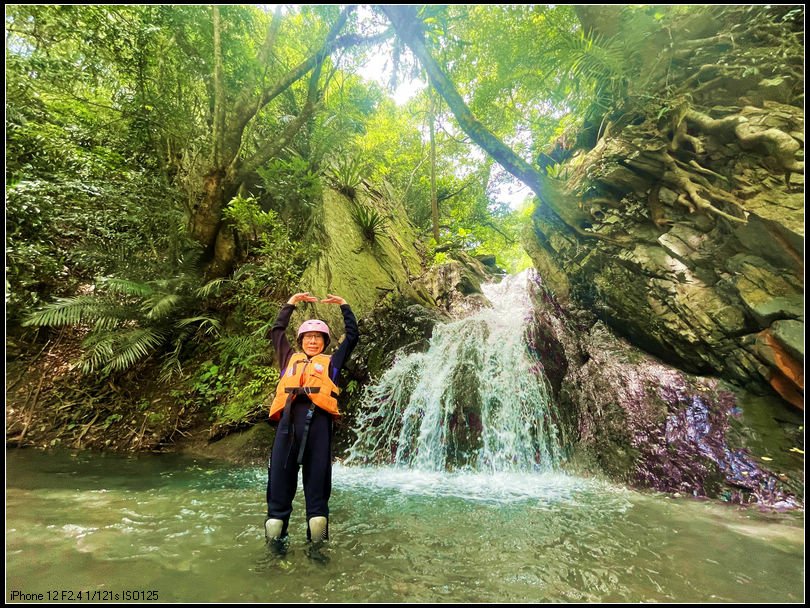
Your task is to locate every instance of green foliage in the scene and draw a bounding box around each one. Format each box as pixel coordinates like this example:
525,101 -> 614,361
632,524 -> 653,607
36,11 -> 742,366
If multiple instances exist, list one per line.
6,5 -> 206,177
413,5 -> 655,154
222,196 -> 314,304
256,155 -> 323,235
190,335 -> 280,429
5,180 -> 67,314
6,5 -> 197,326
432,251 -> 450,266
80,327 -> 168,375
304,80 -> 384,169
222,194 -> 279,257
6,176 -> 190,324
325,151 -> 369,200
22,262 -> 221,377
553,30 -> 633,113
350,201 -> 389,244
344,379 -> 360,397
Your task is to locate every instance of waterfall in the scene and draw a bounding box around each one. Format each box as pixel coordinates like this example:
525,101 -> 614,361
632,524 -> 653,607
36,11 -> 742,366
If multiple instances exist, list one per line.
347,269 -> 566,472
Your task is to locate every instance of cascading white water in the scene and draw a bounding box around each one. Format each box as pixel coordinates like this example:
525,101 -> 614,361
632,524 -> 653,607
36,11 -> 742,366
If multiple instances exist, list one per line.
347,269 -> 566,472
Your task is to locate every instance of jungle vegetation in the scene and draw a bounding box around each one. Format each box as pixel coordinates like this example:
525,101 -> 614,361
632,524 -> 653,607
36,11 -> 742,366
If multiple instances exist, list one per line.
6,5 -> 802,447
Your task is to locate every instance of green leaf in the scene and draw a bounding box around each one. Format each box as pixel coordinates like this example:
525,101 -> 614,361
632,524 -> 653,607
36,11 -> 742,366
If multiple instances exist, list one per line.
98,277 -> 154,297
144,293 -> 182,319
23,295 -> 112,327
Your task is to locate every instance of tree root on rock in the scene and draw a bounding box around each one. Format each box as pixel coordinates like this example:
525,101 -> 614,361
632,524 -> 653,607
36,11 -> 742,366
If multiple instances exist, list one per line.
653,102 -> 803,224
685,159 -> 729,182
734,120 -> 803,186
660,152 -> 748,224
647,184 -> 672,229
685,108 -> 803,185
680,63 -> 749,89
670,114 -> 704,154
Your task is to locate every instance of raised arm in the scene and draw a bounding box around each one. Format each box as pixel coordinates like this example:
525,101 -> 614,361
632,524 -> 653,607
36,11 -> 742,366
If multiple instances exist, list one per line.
320,294 -> 359,381
271,292 -> 319,370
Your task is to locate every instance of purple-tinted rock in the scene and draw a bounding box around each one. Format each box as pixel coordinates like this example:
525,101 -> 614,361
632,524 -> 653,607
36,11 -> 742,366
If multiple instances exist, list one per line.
526,277 -> 802,510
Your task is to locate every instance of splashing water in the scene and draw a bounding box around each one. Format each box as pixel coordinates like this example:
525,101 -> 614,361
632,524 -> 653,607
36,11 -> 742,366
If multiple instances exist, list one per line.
348,269 -> 566,472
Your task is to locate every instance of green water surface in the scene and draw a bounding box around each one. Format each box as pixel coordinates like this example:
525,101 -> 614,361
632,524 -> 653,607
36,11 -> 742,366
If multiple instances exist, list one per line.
6,449 -> 804,603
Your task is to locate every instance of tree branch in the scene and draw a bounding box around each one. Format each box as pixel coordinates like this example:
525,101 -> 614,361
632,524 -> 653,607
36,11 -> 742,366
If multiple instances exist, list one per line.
438,180 -> 474,203
382,6 -> 550,206
225,12 -> 393,172
232,5 -> 284,128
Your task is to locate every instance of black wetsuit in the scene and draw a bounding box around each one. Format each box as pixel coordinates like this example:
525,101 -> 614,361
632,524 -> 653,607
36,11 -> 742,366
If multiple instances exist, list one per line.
266,304 -> 359,534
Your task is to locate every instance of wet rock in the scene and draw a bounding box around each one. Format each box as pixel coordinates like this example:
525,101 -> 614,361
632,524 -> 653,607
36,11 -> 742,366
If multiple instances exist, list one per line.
770,319 -> 803,363
751,328 -> 804,410
727,255 -> 803,326
182,423 -> 274,466
555,319 -> 802,509
475,254 -> 504,273
353,301 -> 446,382
414,251 -> 499,318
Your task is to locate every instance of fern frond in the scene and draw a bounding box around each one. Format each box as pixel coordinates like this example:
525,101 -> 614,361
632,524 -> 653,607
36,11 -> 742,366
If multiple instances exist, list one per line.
79,333 -> 117,374
216,334 -> 265,367
144,293 -> 182,319
23,296 -> 119,327
176,248 -> 205,277
560,31 -> 625,78
216,334 -> 258,350
101,327 -> 167,374
91,305 -> 140,330
97,277 -> 154,297
158,358 -> 182,384
196,278 -> 229,298
175,315 -> 221,336
232,263 -> 258,281
158,324 -> 197,383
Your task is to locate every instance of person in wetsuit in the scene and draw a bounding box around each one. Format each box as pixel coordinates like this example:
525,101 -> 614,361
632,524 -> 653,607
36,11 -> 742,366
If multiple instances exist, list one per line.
264,292 -> 359,546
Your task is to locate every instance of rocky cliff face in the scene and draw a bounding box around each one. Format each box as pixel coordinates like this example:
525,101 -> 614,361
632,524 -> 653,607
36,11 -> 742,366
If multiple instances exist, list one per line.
527,6 -> 803,411
291,187 -> 434,343
525,273 -> 803,509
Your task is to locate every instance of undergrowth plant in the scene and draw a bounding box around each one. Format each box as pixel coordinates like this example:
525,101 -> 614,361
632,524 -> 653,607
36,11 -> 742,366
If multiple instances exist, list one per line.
23,252 -> 222,380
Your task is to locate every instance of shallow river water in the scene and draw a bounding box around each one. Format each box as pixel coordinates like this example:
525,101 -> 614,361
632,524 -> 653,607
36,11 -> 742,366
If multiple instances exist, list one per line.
6,449 -> 804,603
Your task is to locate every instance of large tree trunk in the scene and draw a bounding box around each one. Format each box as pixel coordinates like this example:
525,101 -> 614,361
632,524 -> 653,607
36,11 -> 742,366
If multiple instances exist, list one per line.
192,95 -> 319,278
190,169 -> 229,252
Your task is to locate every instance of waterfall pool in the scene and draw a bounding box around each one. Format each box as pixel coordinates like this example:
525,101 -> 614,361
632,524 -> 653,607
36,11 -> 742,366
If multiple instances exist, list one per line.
6,449 -> 804,603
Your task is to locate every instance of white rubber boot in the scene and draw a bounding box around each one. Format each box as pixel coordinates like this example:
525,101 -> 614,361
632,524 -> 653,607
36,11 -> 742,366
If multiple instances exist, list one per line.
308,516 -> 328,543
264,518 -> 285,542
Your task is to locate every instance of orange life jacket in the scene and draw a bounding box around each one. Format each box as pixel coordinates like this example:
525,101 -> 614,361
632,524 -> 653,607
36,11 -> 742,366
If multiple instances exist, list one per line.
269,352 -> 341,421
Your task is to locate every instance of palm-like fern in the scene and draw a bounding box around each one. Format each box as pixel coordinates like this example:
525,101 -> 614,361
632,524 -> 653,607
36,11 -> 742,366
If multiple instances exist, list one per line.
80,327 -> 168,375
553,29 -> 635,112
24,267 -> 222,377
